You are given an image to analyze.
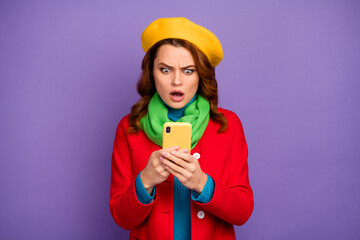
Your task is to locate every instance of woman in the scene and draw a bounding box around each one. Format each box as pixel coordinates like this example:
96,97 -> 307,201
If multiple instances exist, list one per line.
110,17 -> 253,240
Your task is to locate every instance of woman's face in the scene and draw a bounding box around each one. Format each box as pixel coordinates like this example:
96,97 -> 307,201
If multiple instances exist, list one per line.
153,44 -> 199,109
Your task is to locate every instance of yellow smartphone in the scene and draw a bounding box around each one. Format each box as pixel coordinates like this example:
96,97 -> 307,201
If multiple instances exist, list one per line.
162,122 -> 192,151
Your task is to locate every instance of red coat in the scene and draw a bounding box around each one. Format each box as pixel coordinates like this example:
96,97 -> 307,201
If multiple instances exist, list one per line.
110,108 -> 254,239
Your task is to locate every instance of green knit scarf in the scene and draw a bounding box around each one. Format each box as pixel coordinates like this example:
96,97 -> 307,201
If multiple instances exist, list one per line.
140,92 -> 210,150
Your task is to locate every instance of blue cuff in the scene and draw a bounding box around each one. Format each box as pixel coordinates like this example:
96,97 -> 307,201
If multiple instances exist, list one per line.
135,172 -> 155,204
191,173 -> 215,203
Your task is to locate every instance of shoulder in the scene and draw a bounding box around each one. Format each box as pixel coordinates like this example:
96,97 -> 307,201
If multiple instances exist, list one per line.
119,114 -> 131,127
114,114 -> 159,150
217,107 -> 243,128
217,108 -> 239,120
214,108 -> 247,139
115,114 -> 131,134
200,107 -> 246,149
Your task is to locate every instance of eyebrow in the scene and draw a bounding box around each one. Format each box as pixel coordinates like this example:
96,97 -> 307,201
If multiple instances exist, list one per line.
158,62 -> 196,69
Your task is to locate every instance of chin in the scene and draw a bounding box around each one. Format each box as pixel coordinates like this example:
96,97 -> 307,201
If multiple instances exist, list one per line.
169,102 -> 186,109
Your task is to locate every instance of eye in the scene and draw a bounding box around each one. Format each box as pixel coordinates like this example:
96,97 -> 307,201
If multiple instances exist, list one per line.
161,68 -> 170,74
183,69 -> 194,75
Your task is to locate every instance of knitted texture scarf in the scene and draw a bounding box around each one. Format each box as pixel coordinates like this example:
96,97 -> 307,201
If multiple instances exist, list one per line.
140,92 -> 210,150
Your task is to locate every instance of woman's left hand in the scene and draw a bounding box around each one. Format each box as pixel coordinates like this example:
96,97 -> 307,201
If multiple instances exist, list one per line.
160,148 -> 208,194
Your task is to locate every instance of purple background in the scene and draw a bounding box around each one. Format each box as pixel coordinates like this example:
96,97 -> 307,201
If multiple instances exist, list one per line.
1,0 -> 359,239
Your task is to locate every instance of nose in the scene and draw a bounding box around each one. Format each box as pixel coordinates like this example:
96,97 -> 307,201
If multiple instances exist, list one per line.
171,70 -> 182,86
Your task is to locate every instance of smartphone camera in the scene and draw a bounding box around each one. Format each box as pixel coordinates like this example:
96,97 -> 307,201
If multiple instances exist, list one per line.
166,126 -> 171,133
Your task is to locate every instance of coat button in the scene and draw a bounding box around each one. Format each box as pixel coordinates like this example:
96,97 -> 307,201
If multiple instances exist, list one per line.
197,210 -> 205,219
193,152 -> 200,159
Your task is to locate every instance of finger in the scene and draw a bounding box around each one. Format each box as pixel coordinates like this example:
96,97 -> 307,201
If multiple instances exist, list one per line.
162,162 -> 185,181
160,157 -> 187,176
169,151 -> 194,163
167,151 -> 197,173
180,148 -> 189,153
159,146 -> 180,156
160,151 -> 186,168
157,164 -> 168,172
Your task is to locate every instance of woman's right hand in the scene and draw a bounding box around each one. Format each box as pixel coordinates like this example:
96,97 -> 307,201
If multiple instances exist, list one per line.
140,146 -> 180,193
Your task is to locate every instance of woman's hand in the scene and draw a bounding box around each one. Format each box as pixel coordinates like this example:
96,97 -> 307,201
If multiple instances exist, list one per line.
140,146 -> 180,193
160,149 -> 208,194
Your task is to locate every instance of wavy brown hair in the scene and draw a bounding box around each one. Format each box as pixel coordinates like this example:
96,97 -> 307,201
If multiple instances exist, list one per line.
128,38 -> 228,133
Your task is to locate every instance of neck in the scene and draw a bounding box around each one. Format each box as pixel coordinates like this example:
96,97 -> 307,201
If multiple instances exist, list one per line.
160,94 -> 197,122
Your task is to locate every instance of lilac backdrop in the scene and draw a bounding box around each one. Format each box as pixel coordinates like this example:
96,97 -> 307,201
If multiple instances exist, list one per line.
1,0 -> 359,239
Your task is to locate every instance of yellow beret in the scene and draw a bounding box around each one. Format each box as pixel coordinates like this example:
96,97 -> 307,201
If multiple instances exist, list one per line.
141,17 -> 223,67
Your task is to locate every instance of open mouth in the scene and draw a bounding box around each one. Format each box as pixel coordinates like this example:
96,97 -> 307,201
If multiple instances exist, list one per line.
170,90 -> 185,102
170,91 -> 184,97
